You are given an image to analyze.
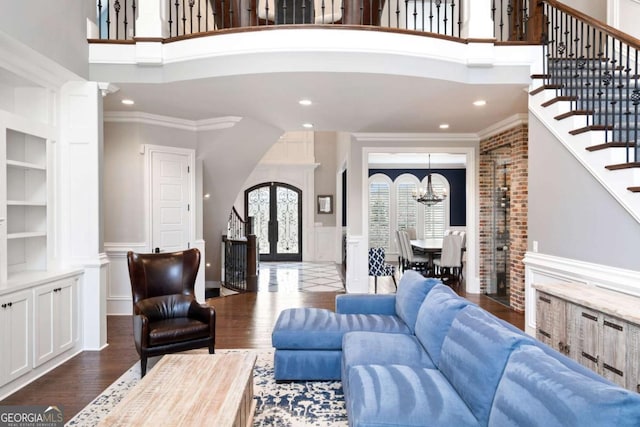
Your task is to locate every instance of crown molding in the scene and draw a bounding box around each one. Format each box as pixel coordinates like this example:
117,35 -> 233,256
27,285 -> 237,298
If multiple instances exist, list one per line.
103,111 -> 242,131
352,132 -> 479,143
0,30 -> 81,89
477,113 -> 528,140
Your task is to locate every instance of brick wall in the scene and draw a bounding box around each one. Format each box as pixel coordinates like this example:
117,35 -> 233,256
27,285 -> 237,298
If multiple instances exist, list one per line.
479,124 -> 528,312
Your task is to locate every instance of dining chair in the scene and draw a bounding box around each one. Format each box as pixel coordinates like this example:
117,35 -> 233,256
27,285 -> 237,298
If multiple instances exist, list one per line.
399,230 -> 430,275
368,247 -> 397,293
257,0 -> 276,21
314,0 -> 342,23
444,230 -> 466,279
395,230 -> 407,272
433,233 -> 463,283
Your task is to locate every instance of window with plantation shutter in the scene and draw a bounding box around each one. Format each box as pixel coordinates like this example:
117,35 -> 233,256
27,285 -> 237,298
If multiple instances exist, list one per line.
369,180 -> 390,250
423,174 -> 448,239
397,181 -> 417,233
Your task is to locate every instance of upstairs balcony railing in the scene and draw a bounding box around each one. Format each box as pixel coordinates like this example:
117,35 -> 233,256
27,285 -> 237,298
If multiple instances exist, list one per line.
94,0 -> 544,43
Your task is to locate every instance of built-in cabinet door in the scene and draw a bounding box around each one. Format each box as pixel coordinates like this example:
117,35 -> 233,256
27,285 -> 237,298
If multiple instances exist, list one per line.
601,315 -> 626,387
567,304 -> 600,372
0,290 -> 32,386
536,292 -> 567,353
626,323 -> 640,393
33,279 -> 75,367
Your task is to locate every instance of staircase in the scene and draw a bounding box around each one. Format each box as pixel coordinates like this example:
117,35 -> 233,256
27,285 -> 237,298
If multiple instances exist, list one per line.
529,0 -> 640,222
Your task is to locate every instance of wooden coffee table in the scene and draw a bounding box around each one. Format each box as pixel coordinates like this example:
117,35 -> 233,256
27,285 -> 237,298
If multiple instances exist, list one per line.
99,352 -> 257,427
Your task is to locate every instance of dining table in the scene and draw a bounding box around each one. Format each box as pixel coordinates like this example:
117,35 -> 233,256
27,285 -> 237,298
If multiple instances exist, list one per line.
410,238 -> 443,269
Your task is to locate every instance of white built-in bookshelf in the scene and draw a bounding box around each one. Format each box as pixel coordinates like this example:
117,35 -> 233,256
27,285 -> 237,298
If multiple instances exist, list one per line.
4,129 -> 48,279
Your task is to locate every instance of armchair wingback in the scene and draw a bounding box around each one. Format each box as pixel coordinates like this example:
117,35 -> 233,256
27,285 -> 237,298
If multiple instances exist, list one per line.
127,248 -> 215,376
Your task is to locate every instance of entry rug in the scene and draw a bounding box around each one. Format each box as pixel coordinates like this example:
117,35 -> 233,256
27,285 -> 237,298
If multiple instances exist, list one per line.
66,349 -> 348,427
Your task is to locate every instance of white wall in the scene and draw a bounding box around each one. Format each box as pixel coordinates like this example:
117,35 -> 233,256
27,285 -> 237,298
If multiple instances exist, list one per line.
608,0 -> 640,39
528,115 -> 640,271
563,0 -> 607,21
103,120 -> 198,244
0,1 -> 94,79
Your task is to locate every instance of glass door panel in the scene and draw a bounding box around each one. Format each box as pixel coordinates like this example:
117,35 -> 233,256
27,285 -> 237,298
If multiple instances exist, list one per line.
246,182 -> 302,261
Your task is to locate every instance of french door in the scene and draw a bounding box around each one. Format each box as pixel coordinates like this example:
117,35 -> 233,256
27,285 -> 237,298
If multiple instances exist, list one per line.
245,182 -> 302,261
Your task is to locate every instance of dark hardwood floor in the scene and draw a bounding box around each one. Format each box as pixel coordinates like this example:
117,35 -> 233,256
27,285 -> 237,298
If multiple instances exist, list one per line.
0,278 -> 522,423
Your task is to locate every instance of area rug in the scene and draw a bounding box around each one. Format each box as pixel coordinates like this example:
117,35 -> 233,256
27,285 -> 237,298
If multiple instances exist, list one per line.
66,349 -> 348,427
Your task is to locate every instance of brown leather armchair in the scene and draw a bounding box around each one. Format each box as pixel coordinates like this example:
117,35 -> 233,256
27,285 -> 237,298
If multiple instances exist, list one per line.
127,248 -> 215,377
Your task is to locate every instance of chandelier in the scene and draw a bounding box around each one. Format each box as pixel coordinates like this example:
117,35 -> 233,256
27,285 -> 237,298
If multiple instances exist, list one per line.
412,154 -> 447,206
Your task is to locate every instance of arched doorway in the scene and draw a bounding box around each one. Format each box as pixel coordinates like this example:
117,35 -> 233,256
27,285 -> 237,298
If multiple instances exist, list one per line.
245,182 -> 302,261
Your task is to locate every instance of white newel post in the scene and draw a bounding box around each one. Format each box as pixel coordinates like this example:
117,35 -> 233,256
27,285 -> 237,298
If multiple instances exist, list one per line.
59,81 -> 108,351
465,0 -> 495,39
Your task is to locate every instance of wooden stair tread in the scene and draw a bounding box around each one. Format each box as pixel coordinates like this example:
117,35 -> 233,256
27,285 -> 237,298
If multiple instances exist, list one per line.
628,186 -> 640,193
530,84 -> 563,96
530,73 -> 551,79
555,110 -> 593,120
605,162 -> 640,171
569,125 -> 612,135
541,96 -> 577,107
586,142 -> 630,152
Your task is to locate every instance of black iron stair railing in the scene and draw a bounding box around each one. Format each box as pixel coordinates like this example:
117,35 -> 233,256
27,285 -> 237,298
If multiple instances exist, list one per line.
536,0 -> 640,172
223,207 -> 258,292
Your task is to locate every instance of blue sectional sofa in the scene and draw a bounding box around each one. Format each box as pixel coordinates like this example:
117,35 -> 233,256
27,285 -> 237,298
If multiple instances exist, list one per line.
272,271 -> 640,426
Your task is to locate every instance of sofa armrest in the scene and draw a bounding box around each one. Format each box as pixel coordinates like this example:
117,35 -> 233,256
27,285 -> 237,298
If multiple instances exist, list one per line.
335,294 -> 397,315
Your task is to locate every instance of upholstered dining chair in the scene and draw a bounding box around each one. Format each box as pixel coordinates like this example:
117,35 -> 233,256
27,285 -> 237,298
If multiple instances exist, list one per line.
127,248 -> 215,377
433,233 -> 463,283
399,230 -> 430,275
444,229 -> 466,279
368,247 -> 397,293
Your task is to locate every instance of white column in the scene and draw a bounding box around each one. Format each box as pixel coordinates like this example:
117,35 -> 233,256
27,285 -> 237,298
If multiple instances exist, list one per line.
59,81 -> 108,350
465,0 -> 495,39
135,0 -> 169,38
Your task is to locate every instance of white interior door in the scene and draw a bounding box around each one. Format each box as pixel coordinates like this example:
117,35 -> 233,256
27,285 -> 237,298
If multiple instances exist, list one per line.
151,151 -> 191,253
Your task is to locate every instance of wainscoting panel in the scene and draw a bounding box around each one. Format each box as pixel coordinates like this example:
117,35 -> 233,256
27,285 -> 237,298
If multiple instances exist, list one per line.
345,235 -> 367,293
105,243 -> 147,315
314,225 -> 337,262
524,251 -> 640,336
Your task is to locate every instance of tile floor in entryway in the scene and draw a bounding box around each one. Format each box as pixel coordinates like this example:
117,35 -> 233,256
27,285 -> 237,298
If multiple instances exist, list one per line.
257,261 -> 346,292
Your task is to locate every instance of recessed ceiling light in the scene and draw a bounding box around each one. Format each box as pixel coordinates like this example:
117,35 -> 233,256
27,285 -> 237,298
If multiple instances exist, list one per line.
203,193 -> 210,199
302,123 -> 314,128
473,100 -> 487,106
299,99 -> 312,106
121,99 -> 134,105
439,123 -> 450,129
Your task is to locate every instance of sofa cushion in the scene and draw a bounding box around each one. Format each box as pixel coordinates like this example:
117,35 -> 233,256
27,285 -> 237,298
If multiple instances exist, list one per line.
342,331 -> 435,378
439,305 -> 535,426
394,271 -> 440,334
347,364 -> 480,427
414,284 -> 474,367
489,345 -> 640,427
272,308 -> 411,350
